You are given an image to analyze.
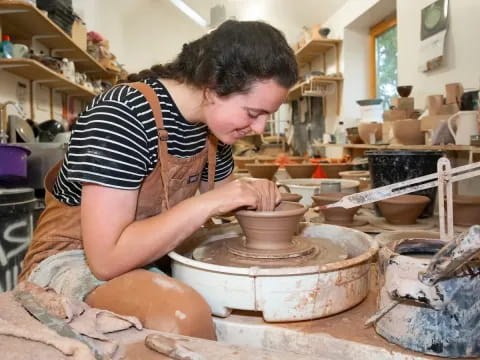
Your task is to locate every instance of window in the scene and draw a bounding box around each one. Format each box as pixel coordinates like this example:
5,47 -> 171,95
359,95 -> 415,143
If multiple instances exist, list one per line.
370,17 -> 398,109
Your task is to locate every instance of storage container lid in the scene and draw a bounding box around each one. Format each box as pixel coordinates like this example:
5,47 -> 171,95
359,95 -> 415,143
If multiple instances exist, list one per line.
0,187 -> 35,205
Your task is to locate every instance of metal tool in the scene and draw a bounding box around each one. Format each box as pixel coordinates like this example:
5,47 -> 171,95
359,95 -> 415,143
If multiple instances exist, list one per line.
315,159 -> 480,243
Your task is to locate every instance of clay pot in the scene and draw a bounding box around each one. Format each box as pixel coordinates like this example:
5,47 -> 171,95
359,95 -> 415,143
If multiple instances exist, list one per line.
256,155 -> 277,163
392,119 -> 425,145
397,85 -> 413,98
235,201 -> 307,250
287,156 -> 306,164
233,156 -> 256,170
285,164 -> 317,178
312,192 -> 360,225
339,170 -> 370,191
358,122 -> 382,144
319,163 -> 353,178
245,164 -> 279,180
280,193 -> 303,202
378,195 -> 430,225
453,195 -> 480,226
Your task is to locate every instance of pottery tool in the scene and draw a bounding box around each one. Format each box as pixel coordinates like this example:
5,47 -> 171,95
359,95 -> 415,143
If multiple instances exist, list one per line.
314,159 -> 480,243
145,334 -> 206,360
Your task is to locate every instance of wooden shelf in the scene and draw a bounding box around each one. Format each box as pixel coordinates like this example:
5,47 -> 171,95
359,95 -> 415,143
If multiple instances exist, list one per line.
295,39 -> 342,68
0,1 -> 109,76
312,143 -> 477,152
287,75 -> 343,102
0,58 -> 97,97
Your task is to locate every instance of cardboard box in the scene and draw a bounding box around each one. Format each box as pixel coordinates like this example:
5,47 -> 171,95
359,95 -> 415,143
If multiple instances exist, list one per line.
71,18 -> 87,51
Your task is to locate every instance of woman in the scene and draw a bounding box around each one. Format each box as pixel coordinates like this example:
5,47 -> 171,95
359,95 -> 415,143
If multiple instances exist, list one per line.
19,20 -> 297,339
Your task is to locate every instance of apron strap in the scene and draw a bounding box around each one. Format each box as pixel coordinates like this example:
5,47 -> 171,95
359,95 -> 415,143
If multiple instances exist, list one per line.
207,134 -> 218,191
123,82 -> 171,209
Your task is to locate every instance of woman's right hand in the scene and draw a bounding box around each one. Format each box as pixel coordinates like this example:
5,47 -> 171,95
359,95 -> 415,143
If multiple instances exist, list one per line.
205,178 -> 281,216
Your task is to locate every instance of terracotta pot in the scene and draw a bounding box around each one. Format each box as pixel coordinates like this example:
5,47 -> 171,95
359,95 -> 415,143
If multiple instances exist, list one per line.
233,156 -> 256,170
358,122 -> 382,144
312,192 -> 360,225
319,163 -> 353,178
285,164 -> 317,178
392,119 -> 425,145
339,170 -> 370,191
453,195 -> 480,226
378,195 -> 430,225
235,201 -> 307,250
280,193 -> 303,202
245,164 -> 279,179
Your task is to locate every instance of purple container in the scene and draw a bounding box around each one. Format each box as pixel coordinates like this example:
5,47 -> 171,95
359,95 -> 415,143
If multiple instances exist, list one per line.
0,145 -> 31,186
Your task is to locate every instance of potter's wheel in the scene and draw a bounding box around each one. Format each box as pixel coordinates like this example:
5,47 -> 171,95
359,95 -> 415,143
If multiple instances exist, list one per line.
193,234 -> 348,268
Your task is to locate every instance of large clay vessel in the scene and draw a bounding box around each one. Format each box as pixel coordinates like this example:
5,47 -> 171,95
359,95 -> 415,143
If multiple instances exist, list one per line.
378,195 -> 430,225
235,201 -> 307,250
392,119 -> 425,145
233,156 -> 256,170
319,163 -> 353,178
358,122 -> 382,144
312,192 -> 360,225
245,164 -> 279,179
453,195 -> 480,226
285,164 -> 317,178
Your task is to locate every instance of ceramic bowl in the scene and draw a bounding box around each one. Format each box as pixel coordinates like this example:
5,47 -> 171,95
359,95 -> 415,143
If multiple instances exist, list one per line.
312,192 -> 360,225
285,164 -> 317,178
453,195 -> 480,226
280,193 -> 303,202
377,195 -> 430,225
245,164 -> 279,179
319,163 -> 353,178
397,85 -> 413,98
235,201 -> 307,250
233,156 -> 256,170
339,170 -> 370,191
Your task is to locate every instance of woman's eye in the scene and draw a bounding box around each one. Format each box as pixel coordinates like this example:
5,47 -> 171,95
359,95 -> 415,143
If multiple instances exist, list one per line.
247,112 -> 259,119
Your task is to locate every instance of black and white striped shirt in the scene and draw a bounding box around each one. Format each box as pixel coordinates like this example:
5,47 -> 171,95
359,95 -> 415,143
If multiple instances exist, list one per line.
53,78 -> 234,206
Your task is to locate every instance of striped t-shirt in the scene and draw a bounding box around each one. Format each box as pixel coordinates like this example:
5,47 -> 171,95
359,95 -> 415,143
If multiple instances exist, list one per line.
53,78 -> 234,206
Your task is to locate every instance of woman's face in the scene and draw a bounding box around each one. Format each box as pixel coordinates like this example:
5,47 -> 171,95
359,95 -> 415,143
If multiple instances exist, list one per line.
203,79 -> 289,144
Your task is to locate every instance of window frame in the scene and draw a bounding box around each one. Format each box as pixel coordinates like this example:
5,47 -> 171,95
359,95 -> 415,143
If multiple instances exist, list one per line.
369,16 -> 397,98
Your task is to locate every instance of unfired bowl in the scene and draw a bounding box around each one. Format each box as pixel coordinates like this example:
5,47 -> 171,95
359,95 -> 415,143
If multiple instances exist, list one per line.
245,163 -> 279,180
235,201 -> 307,250
312,192 -> 360,225
378,195 -> 430,225
285,164 -> 317,178
319,163 -> 353,178
233,156 -> 256,170
453,195 -> 480,226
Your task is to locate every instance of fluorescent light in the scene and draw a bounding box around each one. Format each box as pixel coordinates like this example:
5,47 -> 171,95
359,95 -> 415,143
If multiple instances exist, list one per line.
167,0 -> 208,28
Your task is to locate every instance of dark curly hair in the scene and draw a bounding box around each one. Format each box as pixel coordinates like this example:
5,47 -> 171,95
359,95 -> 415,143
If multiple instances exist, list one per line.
125,20 -> 298,96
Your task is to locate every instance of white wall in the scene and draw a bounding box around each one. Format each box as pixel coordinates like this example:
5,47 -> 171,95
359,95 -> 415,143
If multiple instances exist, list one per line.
397,0 -> 480,109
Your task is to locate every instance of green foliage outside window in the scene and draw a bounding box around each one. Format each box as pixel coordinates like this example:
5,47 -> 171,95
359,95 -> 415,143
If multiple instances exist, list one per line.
376,26 -> 398,109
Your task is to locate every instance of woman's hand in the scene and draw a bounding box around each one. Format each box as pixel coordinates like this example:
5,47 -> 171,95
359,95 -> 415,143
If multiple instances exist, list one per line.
204,177 -> 281,216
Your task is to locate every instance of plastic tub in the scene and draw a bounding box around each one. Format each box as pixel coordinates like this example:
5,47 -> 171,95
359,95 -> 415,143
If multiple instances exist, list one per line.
366,150 -> 443,217
0,145 -> 31,186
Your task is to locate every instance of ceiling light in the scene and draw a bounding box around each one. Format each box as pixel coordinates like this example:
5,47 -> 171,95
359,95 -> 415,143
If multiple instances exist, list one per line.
167,0 -> 208,28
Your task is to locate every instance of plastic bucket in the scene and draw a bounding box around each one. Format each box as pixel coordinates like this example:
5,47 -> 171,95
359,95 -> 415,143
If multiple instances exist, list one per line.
0,144 -> 31,186
366,150 -> 443,217
0,188 -> 36,291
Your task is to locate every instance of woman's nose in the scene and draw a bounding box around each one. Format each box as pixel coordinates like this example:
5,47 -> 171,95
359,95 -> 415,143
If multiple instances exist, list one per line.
249,116 -> 268,134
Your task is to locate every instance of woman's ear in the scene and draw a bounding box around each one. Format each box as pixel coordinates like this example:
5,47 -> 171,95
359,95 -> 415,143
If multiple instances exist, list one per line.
204,88 -> 216,105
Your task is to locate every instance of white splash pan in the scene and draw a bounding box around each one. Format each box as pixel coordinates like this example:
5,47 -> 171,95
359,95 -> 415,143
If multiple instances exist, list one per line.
169,223 -> 378,322
276,178 -> 360,206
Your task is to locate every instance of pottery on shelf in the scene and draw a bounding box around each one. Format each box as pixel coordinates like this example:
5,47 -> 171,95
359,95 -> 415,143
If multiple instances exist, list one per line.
339,170 -> 370,191
392,119 -> 425,145
319,163 -> 353,178
280,193 -> 303,202
319,27 -> 331,38
285,164 -> 317,178
312,192 -> 360,225
453,195 -> 480,226
245,163 -> 279,179
358,122 -> 382,144
397,85 -> 413,98
377,195 -> 430,225
346,127 -> 363,144
233,156 -> 256,170
235,201 -> 307,250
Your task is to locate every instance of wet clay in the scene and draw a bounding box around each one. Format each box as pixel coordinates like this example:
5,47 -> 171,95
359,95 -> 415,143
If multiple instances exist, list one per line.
235,201 -> 307,250
284,164 -> 318,178
245,163 -> 279,179
312,192 -> 360,225
377,195 -> 430,225
280,193 -> 303,202
453,195 -> 480,226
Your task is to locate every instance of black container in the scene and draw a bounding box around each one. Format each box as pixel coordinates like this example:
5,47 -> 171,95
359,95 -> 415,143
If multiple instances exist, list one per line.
0,188 -> 36,292
366,150 -> 443,217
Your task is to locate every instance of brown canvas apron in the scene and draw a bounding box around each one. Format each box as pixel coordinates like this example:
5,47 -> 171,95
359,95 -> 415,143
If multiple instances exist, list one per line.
19,81 -> 217,282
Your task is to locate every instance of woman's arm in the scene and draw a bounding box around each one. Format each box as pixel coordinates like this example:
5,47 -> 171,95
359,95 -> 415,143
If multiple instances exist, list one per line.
82,178 -> 279,280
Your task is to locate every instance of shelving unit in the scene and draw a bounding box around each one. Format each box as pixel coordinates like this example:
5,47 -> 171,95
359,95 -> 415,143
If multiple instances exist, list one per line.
0,58 -> 96,96
287,39 -> 343,115
0,1 -> 109,76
